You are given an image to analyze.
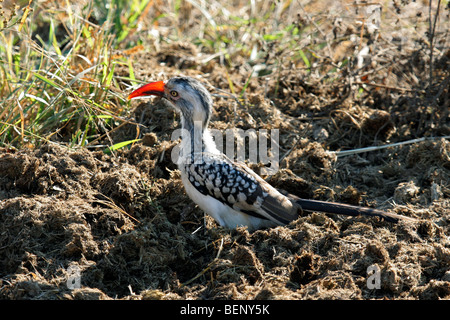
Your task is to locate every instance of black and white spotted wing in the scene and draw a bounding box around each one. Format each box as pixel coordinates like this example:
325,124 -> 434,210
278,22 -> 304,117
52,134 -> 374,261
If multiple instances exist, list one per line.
182,152 -> 298,225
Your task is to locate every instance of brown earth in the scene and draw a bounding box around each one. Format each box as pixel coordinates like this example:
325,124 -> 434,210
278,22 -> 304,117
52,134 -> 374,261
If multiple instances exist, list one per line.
1,3 -> 450,300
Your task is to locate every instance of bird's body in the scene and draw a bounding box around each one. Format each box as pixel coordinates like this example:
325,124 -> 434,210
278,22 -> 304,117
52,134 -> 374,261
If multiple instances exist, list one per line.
128,76 -> 416,230
178,151 -> 297,230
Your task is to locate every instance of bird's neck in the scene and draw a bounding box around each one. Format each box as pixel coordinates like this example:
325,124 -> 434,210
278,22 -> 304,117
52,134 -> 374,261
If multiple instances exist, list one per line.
179,116 -> 218,159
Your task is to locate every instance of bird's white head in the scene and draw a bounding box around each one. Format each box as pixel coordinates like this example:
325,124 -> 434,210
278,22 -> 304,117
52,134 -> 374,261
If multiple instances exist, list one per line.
128,76 -> 213,132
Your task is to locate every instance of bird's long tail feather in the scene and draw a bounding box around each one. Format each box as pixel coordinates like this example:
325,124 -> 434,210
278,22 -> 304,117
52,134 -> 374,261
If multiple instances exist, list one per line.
293,197 -> 417,223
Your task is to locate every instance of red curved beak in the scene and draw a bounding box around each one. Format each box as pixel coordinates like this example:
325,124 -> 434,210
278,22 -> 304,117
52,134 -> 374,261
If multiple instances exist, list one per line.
127,81 -> 165,100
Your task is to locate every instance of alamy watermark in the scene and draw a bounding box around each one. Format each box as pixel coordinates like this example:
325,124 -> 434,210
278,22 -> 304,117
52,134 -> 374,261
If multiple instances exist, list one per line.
66,265 -> 81,290
64,259 -> 382,291
170,122 -> 279,175
366,264 -> 381,289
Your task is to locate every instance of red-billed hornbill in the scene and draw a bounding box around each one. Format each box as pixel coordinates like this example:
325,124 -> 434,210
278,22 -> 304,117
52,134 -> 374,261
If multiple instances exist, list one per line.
128,76 -> 416,231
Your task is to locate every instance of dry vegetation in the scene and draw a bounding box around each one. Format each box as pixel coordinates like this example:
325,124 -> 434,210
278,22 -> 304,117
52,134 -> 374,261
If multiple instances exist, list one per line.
0,0 -> 449,300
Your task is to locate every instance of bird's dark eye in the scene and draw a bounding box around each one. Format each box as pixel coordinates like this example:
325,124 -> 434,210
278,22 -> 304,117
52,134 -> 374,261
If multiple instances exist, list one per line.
170,90 -> 178,97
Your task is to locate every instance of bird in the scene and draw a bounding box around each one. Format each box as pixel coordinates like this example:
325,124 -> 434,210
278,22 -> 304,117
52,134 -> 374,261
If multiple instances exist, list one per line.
128,76 -> 416,231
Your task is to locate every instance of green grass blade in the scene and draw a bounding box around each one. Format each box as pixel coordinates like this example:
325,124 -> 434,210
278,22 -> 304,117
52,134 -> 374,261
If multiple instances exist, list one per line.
104,139 -> 140,154
34,72 -> 63,91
